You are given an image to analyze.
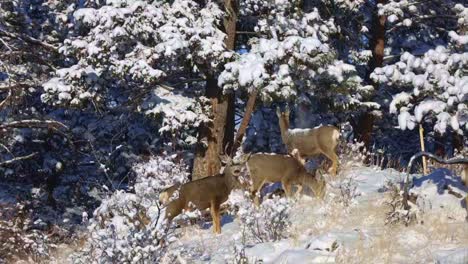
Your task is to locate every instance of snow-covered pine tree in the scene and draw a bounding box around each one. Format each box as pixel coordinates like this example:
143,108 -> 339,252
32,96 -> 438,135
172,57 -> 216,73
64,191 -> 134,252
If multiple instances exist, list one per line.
220,0 -> 376,125
40,1 -> 235,153
371,2 -> 467,137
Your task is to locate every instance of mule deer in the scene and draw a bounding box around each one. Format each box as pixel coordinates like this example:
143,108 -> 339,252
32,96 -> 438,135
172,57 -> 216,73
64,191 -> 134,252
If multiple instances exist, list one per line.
247,152 -> 326,205
276,106 -> 340,176
159,154 -> 250,234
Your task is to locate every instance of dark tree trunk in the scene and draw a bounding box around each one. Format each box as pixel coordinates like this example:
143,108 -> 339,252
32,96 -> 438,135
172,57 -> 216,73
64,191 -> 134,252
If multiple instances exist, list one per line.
192,78 -> 235,179
354,113 -> 375,150
367,0 -> 386,76
452,132 -> 465,153
355,0 -> 387,149
192,0 -> 238,180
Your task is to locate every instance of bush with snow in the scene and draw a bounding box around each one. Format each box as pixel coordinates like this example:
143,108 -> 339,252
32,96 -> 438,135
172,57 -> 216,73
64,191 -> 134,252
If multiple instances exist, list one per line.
384,181 -> 419,226
72,154 -> 189,263
237,195 -> 291,243
332,176 -> 361,208
339,140 -> 369,168
72,190 -> 172,264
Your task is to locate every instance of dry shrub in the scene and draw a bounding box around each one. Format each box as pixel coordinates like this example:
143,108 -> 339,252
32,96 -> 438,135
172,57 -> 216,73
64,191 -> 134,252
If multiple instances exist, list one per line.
338,141 -> 369,170
0,201 -> 69,263
384,181 -> 419,226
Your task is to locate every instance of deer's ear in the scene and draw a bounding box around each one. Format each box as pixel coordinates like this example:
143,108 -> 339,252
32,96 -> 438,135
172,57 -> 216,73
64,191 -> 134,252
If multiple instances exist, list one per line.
218,154 -> 230,165
291,149 -> 306,165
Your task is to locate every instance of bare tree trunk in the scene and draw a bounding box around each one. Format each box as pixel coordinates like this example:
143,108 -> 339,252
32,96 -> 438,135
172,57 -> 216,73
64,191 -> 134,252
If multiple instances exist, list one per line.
192,0 -> 238,180
355,0 -> 387,149
231,90 -> 258,156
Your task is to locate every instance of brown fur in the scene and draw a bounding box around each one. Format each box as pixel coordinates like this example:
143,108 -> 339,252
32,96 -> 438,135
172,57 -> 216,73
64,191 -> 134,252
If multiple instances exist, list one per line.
276,107 -> 340,176
159,157 -> 246,234
247,153 -> 326,205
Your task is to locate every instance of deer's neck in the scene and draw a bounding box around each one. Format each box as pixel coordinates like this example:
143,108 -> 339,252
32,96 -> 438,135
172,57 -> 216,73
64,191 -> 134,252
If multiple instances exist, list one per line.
278,117 -> 290,144
224,173 -> 239,192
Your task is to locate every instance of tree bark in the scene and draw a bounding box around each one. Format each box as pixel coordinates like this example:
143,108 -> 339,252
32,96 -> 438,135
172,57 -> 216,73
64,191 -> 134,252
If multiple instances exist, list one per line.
355,0 -> 387,149
367,1 -> 386,74
192,0 -> 238,180
231,90 -> 258,156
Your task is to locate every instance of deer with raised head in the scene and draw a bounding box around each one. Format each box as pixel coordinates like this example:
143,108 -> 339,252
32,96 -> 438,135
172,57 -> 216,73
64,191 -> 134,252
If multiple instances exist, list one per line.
276,106 -> 340,176
159,154 -> 250,234
247,150 -> 326,205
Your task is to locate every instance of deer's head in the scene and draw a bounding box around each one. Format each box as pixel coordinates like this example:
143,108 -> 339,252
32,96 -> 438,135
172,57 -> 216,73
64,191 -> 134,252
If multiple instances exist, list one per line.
219,153 -> 251,189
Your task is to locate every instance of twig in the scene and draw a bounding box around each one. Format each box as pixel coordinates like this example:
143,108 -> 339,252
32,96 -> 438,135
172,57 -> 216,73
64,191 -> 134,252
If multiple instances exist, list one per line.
0,152 -> 38,167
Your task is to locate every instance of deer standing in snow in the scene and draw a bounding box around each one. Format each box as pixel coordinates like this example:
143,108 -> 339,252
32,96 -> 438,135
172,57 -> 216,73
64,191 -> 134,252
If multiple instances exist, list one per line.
247,151 -> 326,205
159,154 -> 250,234
276,106 -> 340,176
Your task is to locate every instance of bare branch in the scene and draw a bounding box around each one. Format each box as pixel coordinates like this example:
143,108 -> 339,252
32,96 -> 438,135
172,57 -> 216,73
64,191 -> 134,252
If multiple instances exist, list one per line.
236,31 -> 260,36
0,29 -> 58,52
0,37 -> 12,51
169,78 -> 206,86
0,88 -> 11,109
0,152 -> 38,167
0,119 -> 69,130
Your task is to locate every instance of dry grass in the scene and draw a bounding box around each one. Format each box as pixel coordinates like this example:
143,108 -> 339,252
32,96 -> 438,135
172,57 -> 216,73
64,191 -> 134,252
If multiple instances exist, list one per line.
291,174 -> 468,264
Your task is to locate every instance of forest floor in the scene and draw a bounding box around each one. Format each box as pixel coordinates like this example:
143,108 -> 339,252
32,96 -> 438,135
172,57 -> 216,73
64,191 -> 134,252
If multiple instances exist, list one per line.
2,165 -> 468,263
164,166 -> 468,264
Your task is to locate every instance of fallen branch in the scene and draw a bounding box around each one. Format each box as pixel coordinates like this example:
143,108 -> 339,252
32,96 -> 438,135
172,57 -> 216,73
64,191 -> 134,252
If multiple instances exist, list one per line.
402,151 -> 468,209
0,152 -> 38,167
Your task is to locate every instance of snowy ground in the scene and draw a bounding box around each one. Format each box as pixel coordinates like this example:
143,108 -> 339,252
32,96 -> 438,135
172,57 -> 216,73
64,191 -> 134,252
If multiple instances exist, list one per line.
165,166 -> 468,264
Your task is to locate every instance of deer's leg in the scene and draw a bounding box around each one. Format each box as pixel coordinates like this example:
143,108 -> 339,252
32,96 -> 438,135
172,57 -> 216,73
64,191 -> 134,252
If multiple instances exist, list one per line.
282,180 -> 292,198
296,184 -> 303,197
165,201 -> 182,223
251,179 -> 265,206
210,200 -> 221,234
322,150 -> 339,176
